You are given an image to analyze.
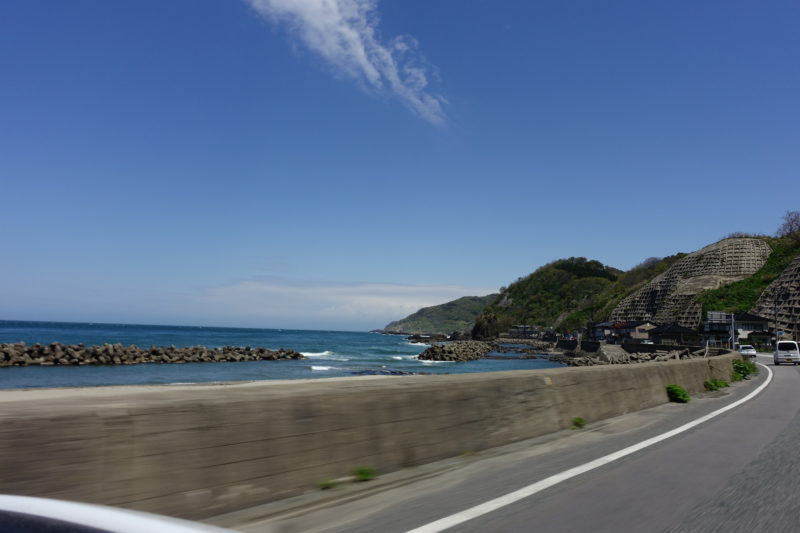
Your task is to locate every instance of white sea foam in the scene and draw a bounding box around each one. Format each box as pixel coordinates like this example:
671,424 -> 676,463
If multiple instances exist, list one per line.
392,356 -> 404,360
406,342 -> 430,347
311,365 -> 332,371
302,351 -> 334,357
419,360 -> 456,364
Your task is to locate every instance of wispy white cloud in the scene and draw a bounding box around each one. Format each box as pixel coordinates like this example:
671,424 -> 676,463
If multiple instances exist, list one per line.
245,0 -> 447,126
0,275 -> 494,331
200,279 -> 496,330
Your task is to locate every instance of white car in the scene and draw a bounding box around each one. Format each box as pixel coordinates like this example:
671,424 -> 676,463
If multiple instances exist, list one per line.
774,340 -> 800,366
739,345 -> 757,359
0,495 -> 233,533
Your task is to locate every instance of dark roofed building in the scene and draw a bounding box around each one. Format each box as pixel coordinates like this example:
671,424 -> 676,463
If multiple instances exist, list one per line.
734,312 -> 770,331
588,321 -> 615,341
702,311 -> 771,347
607,320 -> 657,344
649,324 -> 699,345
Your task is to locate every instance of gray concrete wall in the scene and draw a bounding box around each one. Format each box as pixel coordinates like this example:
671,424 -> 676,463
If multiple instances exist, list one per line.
0,354 -> 737,521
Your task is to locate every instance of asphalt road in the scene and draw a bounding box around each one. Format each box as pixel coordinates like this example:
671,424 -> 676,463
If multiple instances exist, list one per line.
228,355 -> 800,533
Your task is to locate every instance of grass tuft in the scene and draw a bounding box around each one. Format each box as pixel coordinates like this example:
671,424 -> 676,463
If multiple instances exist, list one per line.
666,384 -> 690,403
732,359 -> 758,381
571,417 -> 586,429
353,466 -> 376,482
704,379 -> 729,391
317,478 -> 337,490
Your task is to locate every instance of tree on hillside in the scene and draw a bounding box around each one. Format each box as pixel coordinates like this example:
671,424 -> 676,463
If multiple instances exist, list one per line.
471,310 -> 512,340
638,257 -> 662,269
777,210 -> 800,245
723,231 -> 758,239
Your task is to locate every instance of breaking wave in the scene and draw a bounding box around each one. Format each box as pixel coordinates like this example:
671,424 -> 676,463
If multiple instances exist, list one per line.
302,351 -> 334,357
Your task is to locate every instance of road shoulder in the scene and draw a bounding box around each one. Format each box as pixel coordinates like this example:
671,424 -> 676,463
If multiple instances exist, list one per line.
208,368 -> 767,533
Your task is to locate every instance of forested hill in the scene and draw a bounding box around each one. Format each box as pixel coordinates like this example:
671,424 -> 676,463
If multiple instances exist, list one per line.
383,217 -> 800,339
471,255 -> 686,339
382,295 -> 497,335
472,234 -> 800,338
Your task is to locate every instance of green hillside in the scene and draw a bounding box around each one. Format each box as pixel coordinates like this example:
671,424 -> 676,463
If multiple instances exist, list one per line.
382,294 -> 497,334
471,254 -> 686,339
388,220 -> 800,340
696,236 -> 800,315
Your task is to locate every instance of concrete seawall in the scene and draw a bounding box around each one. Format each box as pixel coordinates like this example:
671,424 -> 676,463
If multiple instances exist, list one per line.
0,354 -> 737,521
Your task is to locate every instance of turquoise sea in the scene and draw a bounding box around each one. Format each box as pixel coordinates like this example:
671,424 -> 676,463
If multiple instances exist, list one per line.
0,320 -> 563,389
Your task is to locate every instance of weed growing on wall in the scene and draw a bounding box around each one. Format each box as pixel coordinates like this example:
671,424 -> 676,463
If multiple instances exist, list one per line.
571,417 -> 586,429
666,384 -> 690,403
353,466 -> 376,482
704,379 -> 729,391
732,359 -> 758,381
317,479 -> 337,490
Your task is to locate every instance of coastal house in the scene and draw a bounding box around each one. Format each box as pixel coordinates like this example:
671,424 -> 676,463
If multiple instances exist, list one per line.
602,320 -> 657,344
734,312 -> 771,341
588,321 -> 615,341
541,330 -> 558,342
508,324 -> 538,338
616,320 -> 657,342
648,324 -> 699,345
701,311 -> 771,347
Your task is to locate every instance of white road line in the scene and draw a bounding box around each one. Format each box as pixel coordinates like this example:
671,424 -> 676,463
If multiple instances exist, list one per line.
406,363 -> 773,533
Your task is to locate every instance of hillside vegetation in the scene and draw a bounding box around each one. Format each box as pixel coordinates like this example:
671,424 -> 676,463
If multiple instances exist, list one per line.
696,236 -> 800,315
472,255 -> 686,339
382,295 -> 497,334
384,213 -> 800,339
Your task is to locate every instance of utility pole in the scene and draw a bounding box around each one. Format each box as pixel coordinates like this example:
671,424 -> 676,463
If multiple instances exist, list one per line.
773,289 -> 778,349
774,286 -> 788,347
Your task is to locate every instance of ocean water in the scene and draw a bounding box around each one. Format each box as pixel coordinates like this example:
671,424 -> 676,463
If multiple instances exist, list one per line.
0,320 -> 563,389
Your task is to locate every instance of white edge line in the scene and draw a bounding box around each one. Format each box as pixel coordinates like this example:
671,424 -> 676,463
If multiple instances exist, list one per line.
406,362 -> 773,533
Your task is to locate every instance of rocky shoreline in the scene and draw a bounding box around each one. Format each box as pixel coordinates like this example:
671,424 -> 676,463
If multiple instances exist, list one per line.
0,338 -> 728,370
550,347 -> 716,366
494,338 -> 555,350
413,337 -> 725,367
0,342 -> 304,367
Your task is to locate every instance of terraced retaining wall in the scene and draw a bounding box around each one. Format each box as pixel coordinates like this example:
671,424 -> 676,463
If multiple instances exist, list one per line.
0,353 -> 738,521
610,238 -> 772,328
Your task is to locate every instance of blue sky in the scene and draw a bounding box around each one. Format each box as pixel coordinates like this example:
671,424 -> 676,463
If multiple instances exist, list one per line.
1,0 -> 798,331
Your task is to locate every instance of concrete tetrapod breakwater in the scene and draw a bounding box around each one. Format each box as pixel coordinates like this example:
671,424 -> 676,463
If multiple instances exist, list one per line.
0,353 -> 738,521
0,342 -> 304,366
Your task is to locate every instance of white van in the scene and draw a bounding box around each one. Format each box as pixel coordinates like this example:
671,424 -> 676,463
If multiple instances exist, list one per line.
774,340 -> 800,365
